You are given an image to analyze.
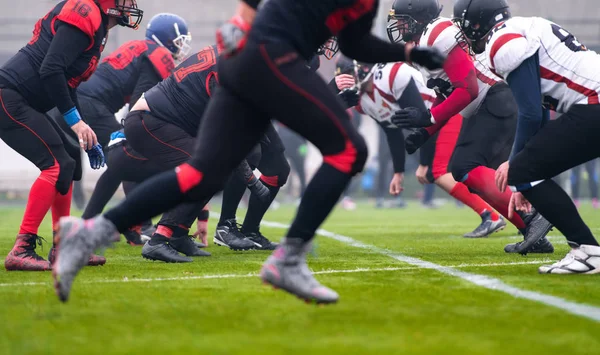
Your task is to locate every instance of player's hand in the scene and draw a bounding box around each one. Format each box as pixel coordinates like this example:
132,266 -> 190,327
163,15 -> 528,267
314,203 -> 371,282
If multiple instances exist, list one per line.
338,88 -> 360,108
71,121 -> 98,150
216,15 -> 251,56
389,173 -> 405,196
405,128 -> 431,154
416,165 -> 429,185
495,161 -> 510,192
247,176 -> 270,202
392,107 -> 433,129
335,74 -> 356,91
508,192 -> 531,220
408,46 -> 446,70
193,219 -> 208,247
85,144 -> 105,170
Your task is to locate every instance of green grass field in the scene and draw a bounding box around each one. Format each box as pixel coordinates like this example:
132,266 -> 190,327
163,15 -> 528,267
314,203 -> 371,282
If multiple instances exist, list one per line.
1,202 -> 600,355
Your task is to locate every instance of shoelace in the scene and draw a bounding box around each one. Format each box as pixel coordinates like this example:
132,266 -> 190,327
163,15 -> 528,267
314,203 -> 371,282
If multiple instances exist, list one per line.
23,235 -> 47,260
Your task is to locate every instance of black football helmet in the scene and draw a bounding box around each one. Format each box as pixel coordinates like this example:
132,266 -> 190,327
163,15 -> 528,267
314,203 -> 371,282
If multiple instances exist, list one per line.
453,0 -> 511,54
335,56 -> 373,82
387,0 -> 442,43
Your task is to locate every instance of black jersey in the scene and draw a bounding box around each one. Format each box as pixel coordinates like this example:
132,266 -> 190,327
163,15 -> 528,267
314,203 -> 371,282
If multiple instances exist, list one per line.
249,0 -> 378,60
79,40 -> 175,113
0,0 -> 108,113
145,45 -> 219,137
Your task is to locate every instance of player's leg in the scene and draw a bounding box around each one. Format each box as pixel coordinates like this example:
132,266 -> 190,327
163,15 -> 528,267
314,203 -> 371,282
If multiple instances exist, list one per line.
242,124 -> 291,249
214,144 -> 262,250
0,88 -> 76,271
508,105 -> 600,273
236,42 -> 366,303
433,114 -> 505,238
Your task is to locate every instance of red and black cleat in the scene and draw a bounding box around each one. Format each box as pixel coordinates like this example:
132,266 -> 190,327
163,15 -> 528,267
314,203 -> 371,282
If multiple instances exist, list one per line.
123,225 -> 145,246
4,234 -> 51,271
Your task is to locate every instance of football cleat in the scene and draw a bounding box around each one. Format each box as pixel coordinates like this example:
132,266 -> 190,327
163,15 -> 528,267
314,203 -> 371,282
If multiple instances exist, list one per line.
53,216 -> 119,302
48,246 -> 106,266
214,219 -> 256,251
141,236 -> 193,263
123,226 -> 144,246
4,234 -> 51,271
245,231 -> 278,250
539,243 -> 600,274
504,236 -> 554,254
169,235 -> 211,257
260,238 -> 339,304
463,211 -> 506,238
508,210 -> 553,255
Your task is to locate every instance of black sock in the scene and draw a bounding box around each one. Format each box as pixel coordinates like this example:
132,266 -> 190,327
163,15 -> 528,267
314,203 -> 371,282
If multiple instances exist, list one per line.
522,180 -> 599,246
242,185 -> 280,234
287,164 -> 352,242
104,171 -> 186,233
218,175 -> 246,225
82,169 -> 122,219
148,233 -> 169,246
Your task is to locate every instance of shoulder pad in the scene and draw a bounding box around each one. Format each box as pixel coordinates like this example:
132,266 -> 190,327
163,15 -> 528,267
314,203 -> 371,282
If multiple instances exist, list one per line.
420,18 -> 459,56
147,46 -> 175,79
56,0 -> 102,43
486,22 -> 538,78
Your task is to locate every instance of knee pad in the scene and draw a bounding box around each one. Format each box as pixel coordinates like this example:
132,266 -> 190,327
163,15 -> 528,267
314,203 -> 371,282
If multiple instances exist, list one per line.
323,136 -> 368,176
56,156 -> 76,195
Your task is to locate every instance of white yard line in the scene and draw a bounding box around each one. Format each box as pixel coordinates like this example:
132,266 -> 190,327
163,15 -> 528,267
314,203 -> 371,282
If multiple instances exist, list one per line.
0,261 -> 546,288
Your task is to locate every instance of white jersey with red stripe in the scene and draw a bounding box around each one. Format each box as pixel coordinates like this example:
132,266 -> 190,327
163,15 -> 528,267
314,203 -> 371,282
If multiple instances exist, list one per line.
357,62 -> 435,128
486,16 -> 600,113
417,17 -> 501,119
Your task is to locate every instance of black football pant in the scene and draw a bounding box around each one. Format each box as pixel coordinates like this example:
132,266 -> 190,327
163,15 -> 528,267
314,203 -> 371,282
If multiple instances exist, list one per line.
508,104 -> 600,247
104,40 -> 368,243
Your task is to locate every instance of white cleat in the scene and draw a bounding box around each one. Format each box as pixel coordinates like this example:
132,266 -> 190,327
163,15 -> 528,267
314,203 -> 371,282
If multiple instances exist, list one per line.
539,244 -> 600,274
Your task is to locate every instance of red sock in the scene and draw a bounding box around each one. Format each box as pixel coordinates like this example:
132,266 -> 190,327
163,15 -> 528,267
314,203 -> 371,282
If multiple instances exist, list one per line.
19,165 -> 60,235
52,184 -> 72,232
463,166 -> 526,229
156,225 -> 174,238
449,183 -> 500,221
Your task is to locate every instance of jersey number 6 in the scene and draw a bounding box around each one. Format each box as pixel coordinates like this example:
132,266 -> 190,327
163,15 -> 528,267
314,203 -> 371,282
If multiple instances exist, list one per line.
551,24 -> 587,52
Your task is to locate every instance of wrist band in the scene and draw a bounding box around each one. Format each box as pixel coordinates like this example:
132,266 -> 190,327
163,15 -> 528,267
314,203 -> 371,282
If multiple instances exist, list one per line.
64,107 -> 82,127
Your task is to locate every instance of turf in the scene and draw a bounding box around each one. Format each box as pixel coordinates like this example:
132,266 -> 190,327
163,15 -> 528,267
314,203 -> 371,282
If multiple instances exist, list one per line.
1,202 -> 600,355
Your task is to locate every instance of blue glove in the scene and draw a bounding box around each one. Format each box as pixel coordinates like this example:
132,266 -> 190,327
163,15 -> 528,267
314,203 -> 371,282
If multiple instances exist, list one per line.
86,144 -> 105,169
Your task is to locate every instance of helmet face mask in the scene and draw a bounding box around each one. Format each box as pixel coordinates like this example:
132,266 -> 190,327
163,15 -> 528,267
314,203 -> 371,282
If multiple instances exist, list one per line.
387,14 -> 420,43
317,37 -> 339,60
146,13 -> 192,60
386,0 -> 442,44
453,0 -> 511,54
102,0 -> 144,29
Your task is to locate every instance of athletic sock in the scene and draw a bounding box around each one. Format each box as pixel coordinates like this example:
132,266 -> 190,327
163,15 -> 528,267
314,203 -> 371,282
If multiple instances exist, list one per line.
463,166 -> 525,229
218,175 -> 246,226
242,183 -> 280,234
522,180 -> 599,246
19,168 -> 60,235
287,164 -> 352,242
449,182 -> 500,221
51,184 -> 73,244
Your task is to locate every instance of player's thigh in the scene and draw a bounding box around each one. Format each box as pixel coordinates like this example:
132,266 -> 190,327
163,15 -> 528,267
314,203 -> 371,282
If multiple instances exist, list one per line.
107,142 -> 166,183
188,86 -> 271,180
508,105 -> 600,185
0,88 -> 73,171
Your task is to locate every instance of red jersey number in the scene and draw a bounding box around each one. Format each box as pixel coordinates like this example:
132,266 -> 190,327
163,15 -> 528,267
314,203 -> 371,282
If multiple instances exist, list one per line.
174,47 -> 217,83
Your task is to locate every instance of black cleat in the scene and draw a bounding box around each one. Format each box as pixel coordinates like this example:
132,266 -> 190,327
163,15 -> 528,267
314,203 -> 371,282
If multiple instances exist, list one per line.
508,209 -> 553,255
505,236 -> 554,254
142,239 -> 192,263
123,228 -> 144,246
170,235 -> 211,257
463,211 -> 506,238
245,231 -> 278,250
214,219 -> 257,251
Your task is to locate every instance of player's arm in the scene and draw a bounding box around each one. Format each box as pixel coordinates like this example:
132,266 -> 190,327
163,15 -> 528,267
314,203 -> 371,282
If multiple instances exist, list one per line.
130,57 -> 163,106
39,22 -> 90,119
419,133 -> 437,167
429,46 -> 478,126
380,124 -> 406,174
505,54 -> 544,159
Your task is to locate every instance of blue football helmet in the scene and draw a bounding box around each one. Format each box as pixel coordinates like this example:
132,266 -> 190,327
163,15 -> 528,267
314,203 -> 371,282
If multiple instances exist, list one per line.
146,13 -> 192,60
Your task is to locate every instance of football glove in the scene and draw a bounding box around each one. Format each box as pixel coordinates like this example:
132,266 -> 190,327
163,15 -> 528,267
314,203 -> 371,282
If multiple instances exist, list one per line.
338,88 -> 360,108
409,46 -> 446,70
392,107 -> 434,129
405,129 -> 431,155
86,144 -> 105,169
247,176 -> 270,203
216,15 -> 251,56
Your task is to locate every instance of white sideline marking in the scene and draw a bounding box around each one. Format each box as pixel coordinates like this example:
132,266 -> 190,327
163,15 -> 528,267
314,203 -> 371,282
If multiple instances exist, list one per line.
253,222 -> 600,323
0,261 -> 547,288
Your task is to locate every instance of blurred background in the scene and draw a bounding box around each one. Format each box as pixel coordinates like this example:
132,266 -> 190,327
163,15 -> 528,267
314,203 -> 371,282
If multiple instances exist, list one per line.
0,0 -> 598,208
